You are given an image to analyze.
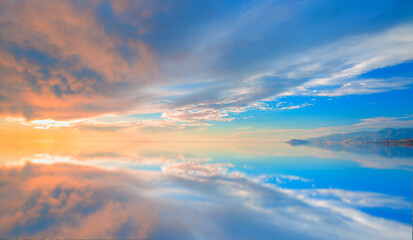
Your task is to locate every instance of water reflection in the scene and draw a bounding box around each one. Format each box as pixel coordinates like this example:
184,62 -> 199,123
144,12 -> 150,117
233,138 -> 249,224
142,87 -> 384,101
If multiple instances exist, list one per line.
300,142 -> 413,159
0,142 -> 411,239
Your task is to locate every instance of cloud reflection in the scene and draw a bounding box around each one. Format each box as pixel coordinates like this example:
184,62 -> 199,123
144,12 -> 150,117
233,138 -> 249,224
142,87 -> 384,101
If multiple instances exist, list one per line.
0,155 -> 410,239
0,163 -> 159,238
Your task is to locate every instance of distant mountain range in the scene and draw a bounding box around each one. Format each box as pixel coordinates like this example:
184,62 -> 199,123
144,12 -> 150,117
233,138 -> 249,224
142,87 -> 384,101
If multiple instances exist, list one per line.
288,128 -> 413,145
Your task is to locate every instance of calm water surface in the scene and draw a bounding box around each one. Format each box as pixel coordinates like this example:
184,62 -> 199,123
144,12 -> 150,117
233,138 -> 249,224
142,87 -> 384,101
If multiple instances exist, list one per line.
0,142 -> 411,239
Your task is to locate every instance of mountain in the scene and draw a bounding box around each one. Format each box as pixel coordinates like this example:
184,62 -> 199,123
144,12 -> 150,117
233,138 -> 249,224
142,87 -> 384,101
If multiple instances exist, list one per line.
290,128 -> 413,144
287,139 -> 310,145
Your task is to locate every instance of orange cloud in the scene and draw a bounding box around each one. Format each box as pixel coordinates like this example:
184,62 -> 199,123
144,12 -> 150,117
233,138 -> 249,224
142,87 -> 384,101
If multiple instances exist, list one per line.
0,0 -> 159,120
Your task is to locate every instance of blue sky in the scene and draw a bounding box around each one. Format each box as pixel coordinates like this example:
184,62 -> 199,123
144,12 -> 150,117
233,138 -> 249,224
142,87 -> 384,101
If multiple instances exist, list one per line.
0,0 -> 412,140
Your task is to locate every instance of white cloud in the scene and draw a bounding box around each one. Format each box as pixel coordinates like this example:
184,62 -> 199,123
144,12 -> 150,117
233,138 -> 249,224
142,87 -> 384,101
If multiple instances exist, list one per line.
294,188 -> 411,209
158,23 -> 413,125
280,23 -> 413,96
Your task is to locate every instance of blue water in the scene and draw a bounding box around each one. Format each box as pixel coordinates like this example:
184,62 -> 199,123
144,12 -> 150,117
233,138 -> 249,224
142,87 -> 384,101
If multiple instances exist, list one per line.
0,142 -> 411,239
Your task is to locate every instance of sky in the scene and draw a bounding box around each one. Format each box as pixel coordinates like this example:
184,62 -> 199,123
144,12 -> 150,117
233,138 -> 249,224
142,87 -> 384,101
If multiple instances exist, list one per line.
1,0 -> 413,141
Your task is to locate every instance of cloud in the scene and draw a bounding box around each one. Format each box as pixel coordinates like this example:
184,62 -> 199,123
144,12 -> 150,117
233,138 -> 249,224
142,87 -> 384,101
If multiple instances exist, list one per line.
161,107 -> 235,124
280,23 -> 413,96
0,0 -> 412,127
274,102 -> 314,111
255,174 -> 313,185
0,0 -> 158,120
354,115 -> 413,128
309,78 -> 413,96
140,20 -> 413,125
294,189 -> 411,209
